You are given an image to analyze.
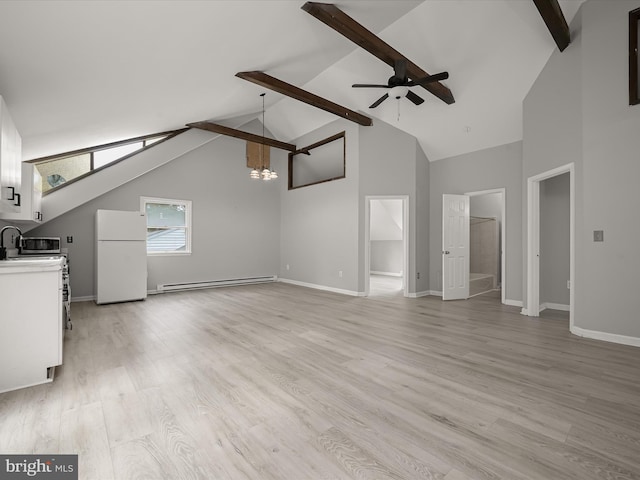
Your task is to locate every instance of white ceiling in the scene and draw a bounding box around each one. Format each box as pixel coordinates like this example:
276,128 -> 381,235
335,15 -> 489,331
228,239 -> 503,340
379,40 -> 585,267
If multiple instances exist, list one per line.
0,0 -> 584,162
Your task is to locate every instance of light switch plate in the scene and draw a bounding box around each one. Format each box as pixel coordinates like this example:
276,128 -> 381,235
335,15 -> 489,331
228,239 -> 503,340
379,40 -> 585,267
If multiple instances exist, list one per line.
593,230 -> 604,242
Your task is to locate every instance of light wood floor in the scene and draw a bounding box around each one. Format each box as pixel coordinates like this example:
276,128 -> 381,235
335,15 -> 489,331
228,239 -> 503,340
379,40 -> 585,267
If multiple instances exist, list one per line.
1,284 -> 640,480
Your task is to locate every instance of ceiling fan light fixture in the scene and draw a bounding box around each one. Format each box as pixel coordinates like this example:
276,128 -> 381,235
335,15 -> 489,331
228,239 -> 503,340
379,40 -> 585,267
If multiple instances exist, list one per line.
389,85 -> 408,99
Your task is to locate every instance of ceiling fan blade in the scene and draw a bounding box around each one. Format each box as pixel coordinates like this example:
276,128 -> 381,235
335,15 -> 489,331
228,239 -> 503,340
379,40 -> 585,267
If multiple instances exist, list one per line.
406,72 -> 450,87
369,93 -> 389,109
394,58 -> 407,81
301,2 -> 454,105
406,90 -> 424,105
352,84 -> 391,88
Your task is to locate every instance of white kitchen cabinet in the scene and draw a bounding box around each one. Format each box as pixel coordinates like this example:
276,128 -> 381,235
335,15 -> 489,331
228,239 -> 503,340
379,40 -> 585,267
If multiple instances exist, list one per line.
0,258 -> 63,393
1,162 -> 43,223
0,95 -> 22,214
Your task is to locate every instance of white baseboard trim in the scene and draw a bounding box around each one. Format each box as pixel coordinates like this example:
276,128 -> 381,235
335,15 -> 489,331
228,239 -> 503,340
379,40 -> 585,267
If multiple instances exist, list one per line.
571,326 -> 640,348
408,290 -> 430,298
278,278 -> 364,297
505,299 -> 523,308
370,271 -> 403,277
71,295 -> 95,303
539,302 -> 570,312
428,290 -> 443,297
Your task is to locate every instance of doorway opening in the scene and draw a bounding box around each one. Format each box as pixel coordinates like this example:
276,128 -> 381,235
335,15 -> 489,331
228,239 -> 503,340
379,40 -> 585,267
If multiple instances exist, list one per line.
467,188 -> 505,304
441,189 -> 506,303
526,163 -> 574,330
364,196 -> 409,297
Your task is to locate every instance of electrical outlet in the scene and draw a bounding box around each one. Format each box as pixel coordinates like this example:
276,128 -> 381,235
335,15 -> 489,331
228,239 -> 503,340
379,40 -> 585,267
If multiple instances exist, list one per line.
417,272 -> 420,279
285,264 -> 290,270
66,236 -> 73,243
338,270 -> 343,278
567,280 -> 571,289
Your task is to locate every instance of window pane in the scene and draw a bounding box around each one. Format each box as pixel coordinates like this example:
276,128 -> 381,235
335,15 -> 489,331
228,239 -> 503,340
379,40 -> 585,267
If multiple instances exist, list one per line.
93,142 -> 143,169
145,203 -> 186,227
36,153 -> 91,192
144,136 -> 167,146
146,227 -> 186,252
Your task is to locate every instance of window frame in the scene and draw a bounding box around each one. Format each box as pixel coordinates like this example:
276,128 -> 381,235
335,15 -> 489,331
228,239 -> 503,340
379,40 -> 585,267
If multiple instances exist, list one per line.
288,131 -> 346,190
140,196 -> 192,256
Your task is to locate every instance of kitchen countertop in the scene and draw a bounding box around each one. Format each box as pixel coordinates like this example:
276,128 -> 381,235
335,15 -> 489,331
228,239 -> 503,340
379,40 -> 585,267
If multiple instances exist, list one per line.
0,257 -> 64,271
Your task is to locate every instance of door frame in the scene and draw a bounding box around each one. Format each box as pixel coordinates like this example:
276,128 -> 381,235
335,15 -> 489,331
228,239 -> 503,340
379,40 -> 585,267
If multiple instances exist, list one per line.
364,195 -> 409,297
525,163 -> 574,329
465,188 -> 506,305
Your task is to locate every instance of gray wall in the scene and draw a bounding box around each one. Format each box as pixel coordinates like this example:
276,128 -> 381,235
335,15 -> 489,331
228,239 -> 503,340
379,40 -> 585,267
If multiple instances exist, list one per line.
370,198 -> 403,275
358,118 -> 421,294
579,1 -> 640,336
540,173 -> 570,307
279,119 -> 360,293
29,132 -> 282,298
470,192 -> 502,219
429,141 -> 522,302
524,1 -> 640,338
370,240 -> 403,274
522,5 -> 583,316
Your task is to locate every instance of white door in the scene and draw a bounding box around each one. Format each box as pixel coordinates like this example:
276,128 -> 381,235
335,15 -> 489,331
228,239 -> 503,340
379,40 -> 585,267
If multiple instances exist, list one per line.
442,194 -> 469,300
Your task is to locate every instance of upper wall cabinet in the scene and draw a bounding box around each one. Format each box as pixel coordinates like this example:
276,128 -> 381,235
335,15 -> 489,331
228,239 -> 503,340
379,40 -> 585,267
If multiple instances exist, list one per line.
0,96 -> 22,213
1,163 -> 42,224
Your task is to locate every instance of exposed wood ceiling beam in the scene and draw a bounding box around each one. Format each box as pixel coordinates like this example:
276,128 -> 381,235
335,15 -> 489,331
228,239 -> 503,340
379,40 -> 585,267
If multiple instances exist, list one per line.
186,121 -> 296,152
532,0 -> 570,52
301,2 -> 454,105
235,71 -> 372,126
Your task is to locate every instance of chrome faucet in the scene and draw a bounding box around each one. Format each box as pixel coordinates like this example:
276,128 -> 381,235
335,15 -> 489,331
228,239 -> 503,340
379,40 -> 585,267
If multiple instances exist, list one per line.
0,225 -> 22,260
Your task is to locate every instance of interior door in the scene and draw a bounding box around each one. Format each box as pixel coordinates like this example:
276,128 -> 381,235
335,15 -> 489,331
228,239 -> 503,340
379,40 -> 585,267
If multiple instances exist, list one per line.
442,194 -> 469,300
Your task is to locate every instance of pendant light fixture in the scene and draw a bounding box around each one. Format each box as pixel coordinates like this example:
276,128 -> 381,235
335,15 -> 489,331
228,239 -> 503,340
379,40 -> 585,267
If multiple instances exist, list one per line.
250,93 -> 277,181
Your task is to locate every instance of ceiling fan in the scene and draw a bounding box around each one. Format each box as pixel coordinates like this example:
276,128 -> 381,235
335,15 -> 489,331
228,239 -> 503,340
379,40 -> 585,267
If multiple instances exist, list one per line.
302,2 -> 454,105
353,59 -> 450,109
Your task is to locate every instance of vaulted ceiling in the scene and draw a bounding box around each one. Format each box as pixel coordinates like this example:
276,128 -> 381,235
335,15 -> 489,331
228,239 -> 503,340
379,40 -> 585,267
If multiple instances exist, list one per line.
0,0 -> 584,162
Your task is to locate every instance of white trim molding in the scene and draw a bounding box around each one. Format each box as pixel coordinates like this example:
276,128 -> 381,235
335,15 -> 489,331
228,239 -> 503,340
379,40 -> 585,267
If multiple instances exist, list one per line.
539,302 -> 570,312
370,271 -> 403,277
278,278 -> 364,297
408,290 -> 431,298
571,326 -> 640,348
504,299 -> 523,308
526,163 -> 575,331
364,195 -> 410,298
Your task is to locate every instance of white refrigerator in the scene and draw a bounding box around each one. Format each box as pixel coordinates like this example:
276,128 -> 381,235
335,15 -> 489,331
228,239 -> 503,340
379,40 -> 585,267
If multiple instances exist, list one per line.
96,209 -> 147,304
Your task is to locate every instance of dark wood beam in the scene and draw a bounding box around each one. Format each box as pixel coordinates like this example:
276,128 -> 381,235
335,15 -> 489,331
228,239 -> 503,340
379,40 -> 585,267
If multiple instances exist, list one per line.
301,2 -> 454,105
236,71 -> 372,126
186,121 -> 296,152
532,0 -> 570,52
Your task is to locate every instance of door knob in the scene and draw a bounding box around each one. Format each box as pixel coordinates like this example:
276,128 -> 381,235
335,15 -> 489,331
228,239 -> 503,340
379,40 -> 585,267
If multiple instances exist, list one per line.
443,250 -> 450,254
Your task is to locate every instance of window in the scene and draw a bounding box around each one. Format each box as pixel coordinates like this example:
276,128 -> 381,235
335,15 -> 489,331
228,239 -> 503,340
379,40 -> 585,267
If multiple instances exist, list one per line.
288,131 -> 345,190
140,197 -> 192,255
28,129 -> 184,195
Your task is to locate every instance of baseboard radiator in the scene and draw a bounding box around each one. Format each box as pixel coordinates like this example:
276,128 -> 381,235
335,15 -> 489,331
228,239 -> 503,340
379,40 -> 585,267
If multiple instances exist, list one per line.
156,276 -> 277,293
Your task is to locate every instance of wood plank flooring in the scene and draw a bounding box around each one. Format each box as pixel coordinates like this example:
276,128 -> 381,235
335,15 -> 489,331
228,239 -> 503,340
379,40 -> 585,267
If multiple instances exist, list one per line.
1,284 -> 640,480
